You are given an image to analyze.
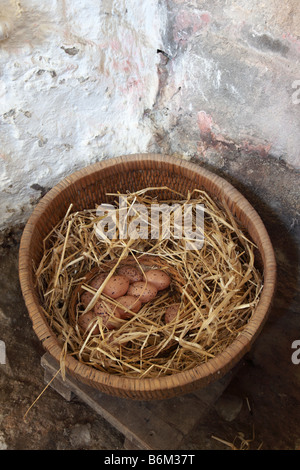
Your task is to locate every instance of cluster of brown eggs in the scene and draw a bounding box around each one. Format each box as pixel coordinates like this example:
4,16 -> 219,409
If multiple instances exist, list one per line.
77,264 -> 178,335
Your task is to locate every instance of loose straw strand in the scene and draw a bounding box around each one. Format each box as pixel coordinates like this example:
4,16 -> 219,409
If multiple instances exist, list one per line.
23,367 -> 62,422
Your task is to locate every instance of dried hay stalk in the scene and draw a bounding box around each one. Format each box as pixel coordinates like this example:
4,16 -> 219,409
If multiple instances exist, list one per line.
35,187 -> 263,379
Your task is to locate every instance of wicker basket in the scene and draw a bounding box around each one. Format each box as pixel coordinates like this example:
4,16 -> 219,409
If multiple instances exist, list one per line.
18,154 -> 276,400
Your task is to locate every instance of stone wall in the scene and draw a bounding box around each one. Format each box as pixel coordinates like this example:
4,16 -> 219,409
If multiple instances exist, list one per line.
150,0 -> 300,169
149,0 -> 300,245
0,0 -> 299,246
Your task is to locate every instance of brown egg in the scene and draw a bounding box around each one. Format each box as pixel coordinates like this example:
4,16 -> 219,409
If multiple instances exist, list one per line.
115,295 -> 142,319
93,300 -> 121,330
78,311 -> 100,334
127,281 -> 157,303
80,272 -> 109,308
89,272 -> 108,289
80,291 -> 94,309
102,275 -> 130,299
164,303 -> 180,324
145,269 -> 171,291
117,265 -> 144,283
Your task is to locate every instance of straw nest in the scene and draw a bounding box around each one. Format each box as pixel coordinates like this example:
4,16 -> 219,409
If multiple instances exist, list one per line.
34,187 -> 263,379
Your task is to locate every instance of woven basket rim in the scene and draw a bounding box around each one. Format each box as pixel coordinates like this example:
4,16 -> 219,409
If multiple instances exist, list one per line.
19,153 -> 277,397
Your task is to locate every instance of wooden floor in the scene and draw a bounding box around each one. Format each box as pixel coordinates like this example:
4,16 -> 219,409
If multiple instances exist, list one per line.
41,353 -> 237,450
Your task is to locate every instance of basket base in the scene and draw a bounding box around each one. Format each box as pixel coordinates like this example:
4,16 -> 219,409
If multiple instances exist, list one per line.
41,353 -> 240,450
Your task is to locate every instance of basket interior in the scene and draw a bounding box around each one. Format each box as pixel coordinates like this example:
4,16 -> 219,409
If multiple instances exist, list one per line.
19,154 -> 276,399
29,161 -> 260,266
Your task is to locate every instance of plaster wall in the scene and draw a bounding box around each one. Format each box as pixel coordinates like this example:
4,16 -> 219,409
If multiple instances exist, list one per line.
0,0 -> 163,230
0,0 -> 299,235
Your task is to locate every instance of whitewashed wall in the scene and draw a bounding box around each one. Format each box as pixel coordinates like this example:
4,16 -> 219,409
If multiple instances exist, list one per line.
0,0 -> 164,230
0,0 -> 299,235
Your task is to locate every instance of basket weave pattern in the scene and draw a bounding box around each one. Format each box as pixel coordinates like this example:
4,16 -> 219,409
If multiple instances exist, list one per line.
18,154 -> 276,400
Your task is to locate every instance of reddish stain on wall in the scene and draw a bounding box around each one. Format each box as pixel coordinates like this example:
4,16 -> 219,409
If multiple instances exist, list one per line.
197,111 -> 272,158
197,111 -> 213,137
173,10 -> 211,44
241,141 -> 272,157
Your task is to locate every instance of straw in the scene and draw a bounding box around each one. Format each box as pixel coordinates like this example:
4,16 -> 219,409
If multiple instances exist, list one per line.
34,187 -> 263,379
